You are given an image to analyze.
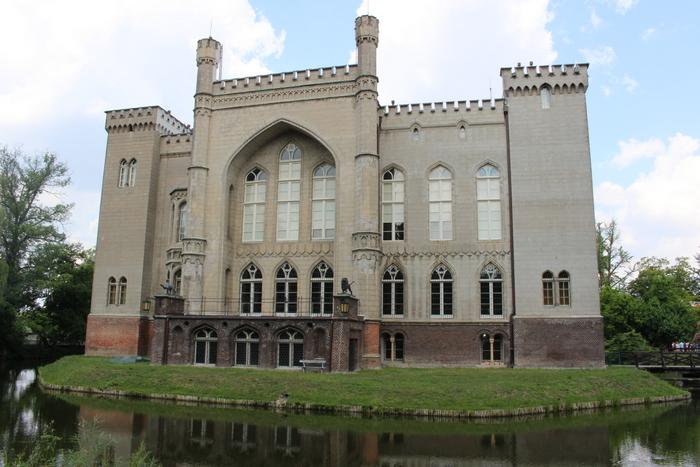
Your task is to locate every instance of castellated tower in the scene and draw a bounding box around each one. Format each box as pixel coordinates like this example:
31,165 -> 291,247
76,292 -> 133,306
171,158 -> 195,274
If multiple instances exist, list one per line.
502,64 -> 604,367
86,107 -> 189,356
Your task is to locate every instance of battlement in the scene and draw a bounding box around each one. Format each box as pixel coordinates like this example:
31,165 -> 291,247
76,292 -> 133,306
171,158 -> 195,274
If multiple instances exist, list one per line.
501,63 -> 589,97
160,133 -> 193,156
379,99 -> 505,128
105,106 -> 190,135
212,64 -> 358,96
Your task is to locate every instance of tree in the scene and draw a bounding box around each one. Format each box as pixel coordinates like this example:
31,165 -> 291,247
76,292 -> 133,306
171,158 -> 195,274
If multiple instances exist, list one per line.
0,147 -> 71,353
597,220 -> 635,288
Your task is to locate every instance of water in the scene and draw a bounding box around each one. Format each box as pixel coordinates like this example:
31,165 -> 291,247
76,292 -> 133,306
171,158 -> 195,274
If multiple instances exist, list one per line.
1,362 -> 699,466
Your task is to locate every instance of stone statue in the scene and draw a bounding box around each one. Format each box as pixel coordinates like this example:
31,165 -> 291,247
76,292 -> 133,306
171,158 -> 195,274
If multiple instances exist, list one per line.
341,278 -> 354,296
160,281 -> 174,296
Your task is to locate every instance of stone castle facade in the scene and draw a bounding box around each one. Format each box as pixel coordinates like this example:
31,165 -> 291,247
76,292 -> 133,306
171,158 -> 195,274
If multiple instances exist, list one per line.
85,15 -> 604,369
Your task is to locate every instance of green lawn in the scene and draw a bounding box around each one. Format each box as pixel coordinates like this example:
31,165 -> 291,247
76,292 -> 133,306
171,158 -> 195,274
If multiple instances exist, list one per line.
40,356 -> 687,413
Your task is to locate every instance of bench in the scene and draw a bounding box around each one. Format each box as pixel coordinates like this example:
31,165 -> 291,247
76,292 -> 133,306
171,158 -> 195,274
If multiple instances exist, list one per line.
300,359 -> 326,372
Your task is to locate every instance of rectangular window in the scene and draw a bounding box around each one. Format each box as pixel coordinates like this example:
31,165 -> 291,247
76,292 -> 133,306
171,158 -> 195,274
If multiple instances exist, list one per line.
493,282 -> 503,315
249,343 -> 259,366
235,342 -> 247,365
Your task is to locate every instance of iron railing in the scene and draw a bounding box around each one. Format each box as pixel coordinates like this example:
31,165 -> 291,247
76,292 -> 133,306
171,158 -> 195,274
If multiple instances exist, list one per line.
177,298 -> 336,317
605,351 -> 699,368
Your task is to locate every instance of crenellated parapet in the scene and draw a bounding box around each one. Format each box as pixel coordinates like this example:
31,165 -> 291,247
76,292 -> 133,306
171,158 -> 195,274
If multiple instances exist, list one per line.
355,15 -> 379,47
213,65 -> 358,93
105,106 -> 190,135
160,133 -> 192,157
501,63 -> 588,97
379,99 -> 505,130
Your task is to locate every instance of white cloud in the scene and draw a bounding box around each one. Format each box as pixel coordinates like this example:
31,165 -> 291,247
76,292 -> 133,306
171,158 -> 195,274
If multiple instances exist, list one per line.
0,0 -> 286,127
601,85 -> 613,97
641,27 -> 656,40
348,49 -> 358,65
622,74 -> 638,93
579,46 -> 616,65
590,9 -> 602,28
596,133 -> 700,260
356,0 -> 557,104
612,0 -> 639,14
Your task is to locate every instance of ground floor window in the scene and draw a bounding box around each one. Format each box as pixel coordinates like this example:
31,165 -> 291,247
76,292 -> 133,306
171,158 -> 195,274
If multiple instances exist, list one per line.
480,333 -> 503,362
194,328 -> 218,365
278,329 -> 304,368
381,332 -> 405,362
234,328 -> 259,366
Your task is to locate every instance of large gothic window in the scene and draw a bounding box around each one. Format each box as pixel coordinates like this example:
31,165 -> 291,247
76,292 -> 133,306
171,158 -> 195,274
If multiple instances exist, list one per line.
234,328 -> 260,366
177,202 -> 187,242
194,328 -> 218,365
277,143 -> 301,241
476,164 -> 502,240
382,265 -> 404,316
430,265 -> 453,316
382,168 -> 405,241
428,166 -> 453,240
312,163 -> 336,239
275,263 -> 298,314
277,329 -> 304,368
480,263 -> 503,317
243,168 -> 267,242
240,264 -> 262,314
310,262 -> 333,315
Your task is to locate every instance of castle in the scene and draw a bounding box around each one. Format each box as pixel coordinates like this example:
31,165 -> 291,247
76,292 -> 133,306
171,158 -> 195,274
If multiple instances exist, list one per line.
85,15 -> 604,369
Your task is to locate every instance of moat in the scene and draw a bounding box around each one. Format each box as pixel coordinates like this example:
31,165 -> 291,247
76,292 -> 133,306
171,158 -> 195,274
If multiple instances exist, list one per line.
1,363 -> 699,466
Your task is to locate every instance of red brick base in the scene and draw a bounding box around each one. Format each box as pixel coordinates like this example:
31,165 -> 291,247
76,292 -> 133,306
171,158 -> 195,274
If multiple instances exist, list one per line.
85,314 -> 152,357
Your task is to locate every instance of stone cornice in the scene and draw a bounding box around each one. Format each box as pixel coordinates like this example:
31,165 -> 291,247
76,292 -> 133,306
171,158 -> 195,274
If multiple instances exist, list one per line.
212,82 -> 356,110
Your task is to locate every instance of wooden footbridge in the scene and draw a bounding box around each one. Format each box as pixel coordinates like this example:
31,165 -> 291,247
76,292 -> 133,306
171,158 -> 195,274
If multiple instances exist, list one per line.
606,351 -> 700,395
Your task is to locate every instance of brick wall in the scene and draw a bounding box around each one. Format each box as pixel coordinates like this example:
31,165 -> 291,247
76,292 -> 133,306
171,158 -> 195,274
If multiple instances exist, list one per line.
85,314 -> 151,356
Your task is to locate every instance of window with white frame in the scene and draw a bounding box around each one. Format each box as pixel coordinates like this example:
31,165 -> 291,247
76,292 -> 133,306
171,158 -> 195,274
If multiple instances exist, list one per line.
382,265 -> 404,316
118,277 -> 127,305
118,159 -> 129,187
540,85 -> 551,109
107,277 -> 117,304
277,143 -> 301,241
542,270 -> 554,305
240,264 -> 262,314
312,163 -> 336,239
382,168 -> 405,241
480,263 -> 503,317
234,328 -> 259,366
243,168 -> 266,242
480,333 -> 503,362
128,159 -> 136,186
430,264 -> 453,316
193,328 -> 218,365
275,262 -> 298,314
277,329 -> 304,368
428,166 -> 452,240
311,262 -> 333,315
177,202 -> 187,242
558,270 -> 571,305
476,164 -> 502,240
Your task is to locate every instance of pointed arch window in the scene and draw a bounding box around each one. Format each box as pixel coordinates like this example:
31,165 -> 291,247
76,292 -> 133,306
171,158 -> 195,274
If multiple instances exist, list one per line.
240,264 -> 262,314
107,277 -> 117,305
275,263 -> 298,314
542,271 -> 554,305
312,163 -> 336,239
243,168 -> 267,242
477,164 -> 502,240
429,166 -> 452,240
480,263 -> 503,317
558,271 -> 571,305
277,329 -> 304,368
118,277 -> 127,305
277,143 -> 301,241
128,159 -> 137,186
173,269 -> 182,296
194,328 -> 218,365
430,265 -> 453,316
540,85 -> 551,109
382,265 -> 404,316
118,159 -> 129,187
177,202 -> 188,242
382,168 -> 405,241
311,262 -> 333,315
234,328 -> 260,367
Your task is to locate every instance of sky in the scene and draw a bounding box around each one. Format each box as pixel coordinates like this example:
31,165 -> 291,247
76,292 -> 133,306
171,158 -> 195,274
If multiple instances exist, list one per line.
0,0 -> 698,262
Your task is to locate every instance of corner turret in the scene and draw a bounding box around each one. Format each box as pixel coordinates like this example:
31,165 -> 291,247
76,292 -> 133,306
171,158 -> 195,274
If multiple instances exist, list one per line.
196,38 -> 222,94
355,15 -> 379,76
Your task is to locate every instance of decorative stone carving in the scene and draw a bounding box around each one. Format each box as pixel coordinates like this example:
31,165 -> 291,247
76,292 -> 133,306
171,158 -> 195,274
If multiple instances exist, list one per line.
213,83 -> 355,109
352,232 -> 381,251
182,238 -> 206,255
165,247 -> 182,265
383,249 -> 511,259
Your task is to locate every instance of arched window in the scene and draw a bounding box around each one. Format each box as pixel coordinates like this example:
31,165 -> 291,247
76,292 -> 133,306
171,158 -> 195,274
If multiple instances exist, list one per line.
428,166 -> 452,240
243,168 -> 266,242
118,159 -> 129,187
193,328 -> 218,365
277,143 -> 301,241
234,328 -> 259,366
275,263 -> 298,314
558,271 -> 571,305
382,265 -> 404,316
107,277 -> 117,304
128,159 -> 137,187
312,163 -> 336,239
542,271 -> 554,305
540,85 -> 551,109
480,333 -> 504,362
240,264 -> 262,314
480,263 -> 503,317
118,277 -> 127,305
382,168 -> 405,241
476,164 -> 502,240
381,332 -> 405,362
277,329 -> 304,368
430,265 -> 453,316
311,262 -> 333,315
173,269 -> 182,295
178,202 -> 188,242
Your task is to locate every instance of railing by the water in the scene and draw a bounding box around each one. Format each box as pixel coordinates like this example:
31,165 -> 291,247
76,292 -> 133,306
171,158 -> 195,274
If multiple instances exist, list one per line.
606,351 -> 700,369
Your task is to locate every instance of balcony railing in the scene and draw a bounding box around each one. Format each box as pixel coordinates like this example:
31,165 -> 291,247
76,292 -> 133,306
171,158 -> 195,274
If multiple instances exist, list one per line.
178,298 -> 336,317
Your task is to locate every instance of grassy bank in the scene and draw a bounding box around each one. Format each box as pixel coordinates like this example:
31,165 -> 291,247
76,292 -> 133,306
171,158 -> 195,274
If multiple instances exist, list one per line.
40,356 -> 688,415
